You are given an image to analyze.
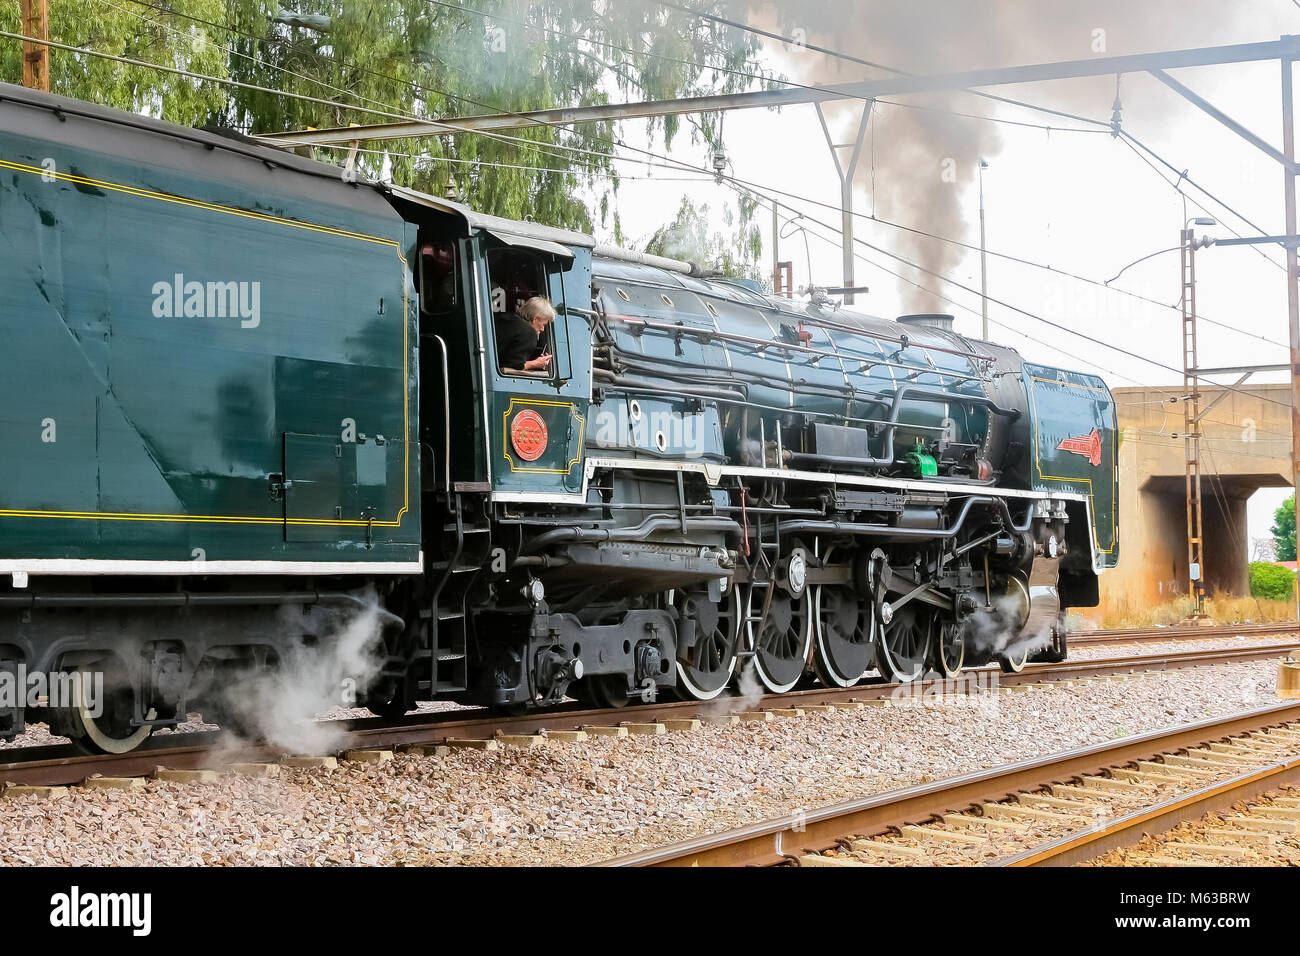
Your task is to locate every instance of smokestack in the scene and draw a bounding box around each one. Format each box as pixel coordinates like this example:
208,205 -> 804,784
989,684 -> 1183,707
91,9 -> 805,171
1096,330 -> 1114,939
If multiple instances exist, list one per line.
897,312 -> 955,331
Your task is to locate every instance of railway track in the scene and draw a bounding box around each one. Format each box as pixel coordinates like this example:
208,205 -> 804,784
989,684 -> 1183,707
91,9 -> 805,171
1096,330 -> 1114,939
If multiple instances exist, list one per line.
1,639 -> 1295,790
1068,621 -> 1299,647
600,700 -> 1300,867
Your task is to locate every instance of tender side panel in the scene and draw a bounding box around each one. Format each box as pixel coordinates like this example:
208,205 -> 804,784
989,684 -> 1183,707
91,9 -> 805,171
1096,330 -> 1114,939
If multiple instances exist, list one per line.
1023,363 -> 1119,569
0,100 -> 419,566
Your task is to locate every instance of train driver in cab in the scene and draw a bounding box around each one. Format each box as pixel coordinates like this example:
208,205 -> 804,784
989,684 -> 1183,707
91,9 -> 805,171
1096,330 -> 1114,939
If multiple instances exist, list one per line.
496,295 -> 555,374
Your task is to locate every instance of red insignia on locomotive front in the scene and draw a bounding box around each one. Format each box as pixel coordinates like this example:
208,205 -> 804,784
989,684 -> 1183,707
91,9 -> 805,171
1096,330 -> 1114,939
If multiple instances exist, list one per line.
1056,428 -> 1103,467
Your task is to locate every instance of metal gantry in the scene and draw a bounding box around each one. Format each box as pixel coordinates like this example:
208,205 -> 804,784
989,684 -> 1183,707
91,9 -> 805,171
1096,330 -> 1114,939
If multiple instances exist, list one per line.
1180,227 -> 1206,616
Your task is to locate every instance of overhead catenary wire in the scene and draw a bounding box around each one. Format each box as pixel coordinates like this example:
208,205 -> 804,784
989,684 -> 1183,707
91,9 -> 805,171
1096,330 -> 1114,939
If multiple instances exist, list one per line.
76,9 -> 1287,357
35,4 -> 1285,348
3,20 -> 1286,394
653,0 -> 1119,132
660,0 -> 1288,264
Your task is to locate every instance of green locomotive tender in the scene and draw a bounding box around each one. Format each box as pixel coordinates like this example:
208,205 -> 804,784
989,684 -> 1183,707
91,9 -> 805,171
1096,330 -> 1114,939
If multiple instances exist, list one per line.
0,84 -> 1117,752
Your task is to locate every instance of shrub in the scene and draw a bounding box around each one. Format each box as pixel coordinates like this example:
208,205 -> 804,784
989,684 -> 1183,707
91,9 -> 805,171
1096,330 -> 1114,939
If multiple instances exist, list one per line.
1249,562 -> 1296,601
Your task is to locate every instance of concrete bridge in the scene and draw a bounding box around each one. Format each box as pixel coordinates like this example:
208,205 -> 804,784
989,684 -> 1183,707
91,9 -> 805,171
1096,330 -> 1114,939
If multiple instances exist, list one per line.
1101,383 -> 1292,606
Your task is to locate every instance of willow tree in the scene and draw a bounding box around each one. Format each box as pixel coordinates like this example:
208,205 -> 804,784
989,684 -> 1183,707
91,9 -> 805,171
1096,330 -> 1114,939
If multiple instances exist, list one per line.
645,195 -> 763,278
223,0 -> 773,238
1,1 -> 773,242
0,0 -> 231,124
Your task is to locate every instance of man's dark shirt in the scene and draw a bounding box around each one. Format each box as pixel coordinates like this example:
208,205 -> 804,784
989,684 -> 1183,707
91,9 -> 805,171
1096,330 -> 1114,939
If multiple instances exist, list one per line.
495,312 -> 542,370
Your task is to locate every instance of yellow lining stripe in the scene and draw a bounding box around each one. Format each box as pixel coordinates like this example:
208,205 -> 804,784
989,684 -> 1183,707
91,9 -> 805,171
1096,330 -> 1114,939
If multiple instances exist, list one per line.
502,398 -> 586,475
1,154 -> 411,529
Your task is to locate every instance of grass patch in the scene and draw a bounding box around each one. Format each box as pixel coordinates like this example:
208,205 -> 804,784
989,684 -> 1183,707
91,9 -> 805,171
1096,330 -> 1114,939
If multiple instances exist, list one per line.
1079,594 -> 1297,630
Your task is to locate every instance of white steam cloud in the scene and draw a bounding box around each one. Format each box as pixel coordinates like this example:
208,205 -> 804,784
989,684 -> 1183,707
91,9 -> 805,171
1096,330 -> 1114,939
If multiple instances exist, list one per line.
965,592 -> 1052,661
215,593 -> 389,755
739,0 -> 1270,311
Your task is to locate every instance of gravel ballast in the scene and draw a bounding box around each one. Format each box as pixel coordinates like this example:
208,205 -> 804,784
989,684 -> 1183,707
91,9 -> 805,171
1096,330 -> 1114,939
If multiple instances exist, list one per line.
0,659 -> 1291,866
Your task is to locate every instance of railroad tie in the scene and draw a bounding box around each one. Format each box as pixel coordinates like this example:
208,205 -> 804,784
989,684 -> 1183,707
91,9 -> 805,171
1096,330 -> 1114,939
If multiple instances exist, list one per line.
848,840 -> 927,860
1135,760 -> 1210,779
1016,792 -> 1095,811
544,730 -> 588,743
898,825 -> 988,845
1186,747 -> 1265,767
1223,815 -> 1300,834
798,854 -> 876,867
1111,767 -> 1186,786
984,802 -> 1091,824
1246,806 -> 1300,821
1206,742 -> 1285,757
1049,783 -> 1117,802
1161,842 -> 1252,859
1079,775 -> 1154,795
942,813 -> 1029,833
1133,856 -> 1210,867
1,785 -> 67,800
1162,753 -> 1242,771
1204,828 -> 1283,845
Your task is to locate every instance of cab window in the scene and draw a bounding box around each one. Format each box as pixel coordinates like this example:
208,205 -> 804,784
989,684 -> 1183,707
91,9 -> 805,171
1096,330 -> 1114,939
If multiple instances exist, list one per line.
417,239 -> 458,316
489,247 -> 555,377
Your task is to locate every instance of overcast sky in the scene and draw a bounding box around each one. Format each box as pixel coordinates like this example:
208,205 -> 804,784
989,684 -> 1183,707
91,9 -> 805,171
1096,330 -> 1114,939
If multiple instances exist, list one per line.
587,1 -> 1299,555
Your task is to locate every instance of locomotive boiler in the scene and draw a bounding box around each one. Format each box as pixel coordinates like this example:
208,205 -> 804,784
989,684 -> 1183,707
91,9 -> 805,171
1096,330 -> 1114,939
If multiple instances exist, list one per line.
0,83 -> 1117,753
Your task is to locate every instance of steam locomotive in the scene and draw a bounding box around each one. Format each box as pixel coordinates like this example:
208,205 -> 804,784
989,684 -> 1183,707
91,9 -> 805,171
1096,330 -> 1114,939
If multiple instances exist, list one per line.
0,83 -> 1117,753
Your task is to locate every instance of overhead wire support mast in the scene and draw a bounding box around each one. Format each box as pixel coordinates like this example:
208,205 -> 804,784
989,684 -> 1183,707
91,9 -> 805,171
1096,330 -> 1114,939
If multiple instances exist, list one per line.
814,100 -> 871,306
1180,224 -> 1206,618
1284,48 -> 1300,624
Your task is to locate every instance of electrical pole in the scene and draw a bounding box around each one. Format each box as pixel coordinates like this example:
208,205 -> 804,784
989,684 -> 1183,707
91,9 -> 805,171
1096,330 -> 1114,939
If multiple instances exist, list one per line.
1180,225 -> 1207,618
815,100 -> 871,305
1283,51 -> 1300,621
979,160 -> 989,340
771,200 -> 780,296
20,0 -> 50,92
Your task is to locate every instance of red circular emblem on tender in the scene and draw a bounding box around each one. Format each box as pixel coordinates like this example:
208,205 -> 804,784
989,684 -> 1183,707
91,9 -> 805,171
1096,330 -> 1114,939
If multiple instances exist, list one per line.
510,409 -> 548,462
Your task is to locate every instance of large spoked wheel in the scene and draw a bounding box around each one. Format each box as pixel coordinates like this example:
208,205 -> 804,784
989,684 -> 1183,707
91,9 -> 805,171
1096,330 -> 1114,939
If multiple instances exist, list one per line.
997,574 -> 1033,673
745,584 -> 812,693
998,642 -> 1032,673
673,585 -> 740,701
933,619 -> 966,679
51,658 -> 154,755
876,603 -> 935,684
812,583 -> 875,688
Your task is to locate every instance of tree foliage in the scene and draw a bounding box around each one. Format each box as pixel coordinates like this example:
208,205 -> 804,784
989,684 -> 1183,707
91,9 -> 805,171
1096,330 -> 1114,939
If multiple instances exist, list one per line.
644,195 -> 762,279
1249,561 -> 1295,601
1272,494 -> 1296,563
0,0 -> 772,244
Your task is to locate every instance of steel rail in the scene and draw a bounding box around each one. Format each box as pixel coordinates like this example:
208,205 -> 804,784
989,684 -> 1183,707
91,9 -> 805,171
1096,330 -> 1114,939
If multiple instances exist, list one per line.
598,700 -> 1300,867
1069,621 -> 1299,645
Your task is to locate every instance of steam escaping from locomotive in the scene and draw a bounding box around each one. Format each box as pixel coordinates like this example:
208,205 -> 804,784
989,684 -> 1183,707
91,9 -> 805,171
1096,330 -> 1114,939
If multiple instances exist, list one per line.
741,0 -> 1262,311
964,593 -> 1053,662
212,595 -> 388,755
